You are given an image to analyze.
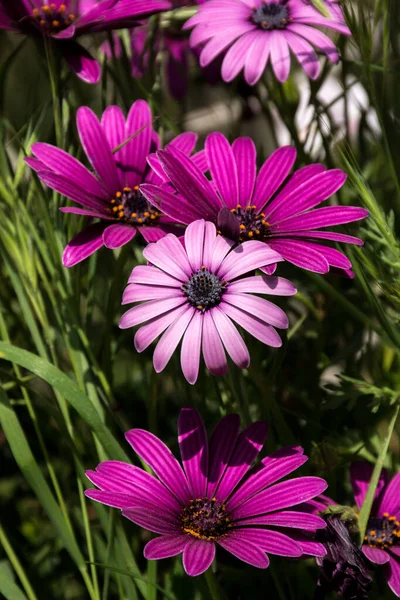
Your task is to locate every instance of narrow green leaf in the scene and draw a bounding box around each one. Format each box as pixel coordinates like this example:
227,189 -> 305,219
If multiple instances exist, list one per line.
309,0 -> 331,18
0,562 -> 28,600
0,342 -> 129,463
0,387 -> 93,594
358,403 -> 400,539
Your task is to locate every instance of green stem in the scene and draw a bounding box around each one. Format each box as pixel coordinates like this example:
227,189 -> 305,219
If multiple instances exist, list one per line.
204,567 -> 223,600
44,38 -> 63,148
0,522 -> 38,600
358,402 -> 400,540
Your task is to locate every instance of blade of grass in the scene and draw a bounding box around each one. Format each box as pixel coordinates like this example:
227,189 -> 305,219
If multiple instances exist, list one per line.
0,342 -> 129,463
358,402 -> 400,539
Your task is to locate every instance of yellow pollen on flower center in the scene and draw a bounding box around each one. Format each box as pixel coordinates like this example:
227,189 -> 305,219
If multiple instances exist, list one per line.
108,185 -> 161,226
364,513 -> 400,549
229,204 -> 271,242
32,4 -> 75,32
180,497 -> 231,541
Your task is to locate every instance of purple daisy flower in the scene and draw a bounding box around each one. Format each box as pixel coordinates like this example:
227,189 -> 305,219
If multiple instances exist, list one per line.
183,0 -> 351,85
350,462 -> 400,597
304,464 -> 400,597
120,219 -> 296,384
25,101 -> 201,267
0,0 -> 171,83
141,132 -> 369,275
85,407 -> 328,576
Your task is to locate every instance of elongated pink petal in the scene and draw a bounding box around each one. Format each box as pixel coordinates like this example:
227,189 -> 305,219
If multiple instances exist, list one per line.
232,137 -> 257,206
144,535 -> 189,560
217,241 -> 283,280
227,452 -> 308,510
123,507 -> 180,534
217,535 -> 269,568
153,307 -> 195,373
31,142 -> 108,199
207,415 -> 241,497
134,304 -> 188,352
220,301 -> 283,348
211,307 -> 250,369
270,31 -> 291,82
237,510 -> 326,530
223,293 -> 288,329
123,100 -> 152,188
201,310 -> 227,376
181,310 -> 203,385
228,275 -> 296,296
350,462 -> 389,511
128,265 -> 181,287
119,296 -> 187,329
77,107 -> 120,194
122,283 -> 182,304
230,529 -> 302,557
231,477 -> 328,519
178,408 -> 208,498
215,421 -> 268,502
267,239 -> 329,273
362,546 -> 390,565
63,223 -> 106,267
101,105 -> 126,187
252,146 -> 297,211
143,235 -> 191,281
183,539 -> 215,576
205,132 -> 239,209
95,461 -> 181,512
385,553 -> 400,597
185,219 -> 207,271
103,224 -> 136,249
378,472 -> 400,516
125,429 -> 191,504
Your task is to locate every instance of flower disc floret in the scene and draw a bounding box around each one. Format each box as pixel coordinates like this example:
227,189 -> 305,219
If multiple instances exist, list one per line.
181,497 -> 231,540
32,3 -> 75,33
182,267 -> 227,312
109,186 -> 161,225
365,514 -> 400,550
251,1 -> 291,30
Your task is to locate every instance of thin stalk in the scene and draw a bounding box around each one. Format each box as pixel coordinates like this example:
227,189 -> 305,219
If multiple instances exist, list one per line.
204,567 -> 224,600
102,510 -> 115,600
0,522 -> 38,600
78,478 -> 100,600
358,402 -> 400,539
44,38 -> 63,148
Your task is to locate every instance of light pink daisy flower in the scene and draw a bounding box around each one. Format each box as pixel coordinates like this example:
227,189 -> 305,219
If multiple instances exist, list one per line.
119,219 -> 297,384
184,0 -> 351,85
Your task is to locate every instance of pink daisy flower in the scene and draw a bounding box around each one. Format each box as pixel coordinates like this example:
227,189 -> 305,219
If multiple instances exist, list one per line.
141,133 -> 369,275
119,219 -> 297,384
0,0 -> 171,83
85,407 -> 328,576
183,0 -> 351,85
25,100 -> 201,267
304,463 -> 400,597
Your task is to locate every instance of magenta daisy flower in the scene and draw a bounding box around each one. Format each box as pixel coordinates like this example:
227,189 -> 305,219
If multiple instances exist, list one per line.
183,0 -> 350,85
0,0 -> 171,83
120,219 -> 296,384
350,462 -> 400,597
25,101 -> 201,267
141,133 -> 369,275
85,407 -> 328,576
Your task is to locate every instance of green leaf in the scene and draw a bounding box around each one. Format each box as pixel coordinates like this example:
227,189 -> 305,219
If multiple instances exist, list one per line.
358,403 -> 400,539
0,342 -> 129,463
309,0 -> 331,18
0,562 -> 28,600
0,387 -> 93,594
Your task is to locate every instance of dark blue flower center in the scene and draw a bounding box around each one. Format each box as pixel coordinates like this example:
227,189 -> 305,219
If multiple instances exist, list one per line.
181,497 -> 231,540
182,267 -> 227,312
32,4 -> 75,33
230,204 -> 271,242
109,186 -> 161,226
251,1 -> 291,30
364,513 -> 400,549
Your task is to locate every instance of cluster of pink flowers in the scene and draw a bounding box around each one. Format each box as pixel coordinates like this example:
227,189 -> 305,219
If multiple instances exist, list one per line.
6,0 -> 397,594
